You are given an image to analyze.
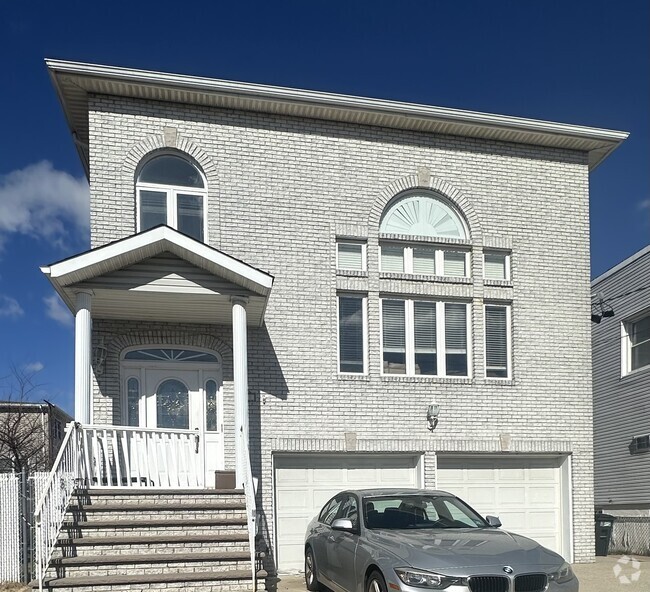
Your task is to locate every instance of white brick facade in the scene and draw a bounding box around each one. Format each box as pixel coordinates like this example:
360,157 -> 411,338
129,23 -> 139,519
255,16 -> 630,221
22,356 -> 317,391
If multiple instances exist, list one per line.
81,93 -> 597,565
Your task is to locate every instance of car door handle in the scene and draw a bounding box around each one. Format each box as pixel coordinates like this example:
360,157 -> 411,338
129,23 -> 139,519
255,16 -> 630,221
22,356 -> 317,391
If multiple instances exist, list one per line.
327,535 -> 335,542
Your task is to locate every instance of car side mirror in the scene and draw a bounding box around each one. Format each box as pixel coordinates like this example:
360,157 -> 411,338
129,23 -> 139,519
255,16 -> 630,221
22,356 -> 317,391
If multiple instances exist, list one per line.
486,515 -> 502,528
331,518 -> 355,532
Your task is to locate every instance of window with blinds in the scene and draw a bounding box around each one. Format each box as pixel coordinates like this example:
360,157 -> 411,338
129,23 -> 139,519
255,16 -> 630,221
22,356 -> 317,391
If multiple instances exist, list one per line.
484,251 -> 510,280
381,299 -> 469,376
628,314 -> 650,373
338,295 -> 366,373
380,243 -> 469,277
485,304 -> 510,378
337,242 -> 366,271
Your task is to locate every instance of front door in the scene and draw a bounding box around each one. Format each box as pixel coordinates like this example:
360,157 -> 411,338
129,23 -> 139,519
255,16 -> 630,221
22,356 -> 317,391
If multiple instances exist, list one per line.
143,367 -> 224,486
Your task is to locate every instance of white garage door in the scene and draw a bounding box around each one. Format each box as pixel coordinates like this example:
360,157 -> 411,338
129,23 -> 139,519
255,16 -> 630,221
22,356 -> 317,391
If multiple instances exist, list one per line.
274,453 -> 421,572
437,455 -> 569,559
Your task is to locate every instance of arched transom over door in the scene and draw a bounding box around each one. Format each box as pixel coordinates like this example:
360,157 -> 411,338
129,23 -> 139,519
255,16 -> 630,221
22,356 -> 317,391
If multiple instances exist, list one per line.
122,347 -> 224,486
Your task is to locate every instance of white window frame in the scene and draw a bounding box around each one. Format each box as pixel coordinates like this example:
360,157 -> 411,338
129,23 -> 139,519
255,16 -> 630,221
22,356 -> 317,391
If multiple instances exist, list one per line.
336,240 -> 367,272
484,303 -> 512,380
621,311 -> 650,376
380,243 -> 471,278
379,298 -> 472,377
483,250 -> 511,281
337,294 -> 368,375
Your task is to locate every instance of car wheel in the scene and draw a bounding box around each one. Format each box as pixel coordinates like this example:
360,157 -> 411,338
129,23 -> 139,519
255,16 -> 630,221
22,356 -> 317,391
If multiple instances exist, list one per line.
366,570 -> 387,592
305,546 -> 321,591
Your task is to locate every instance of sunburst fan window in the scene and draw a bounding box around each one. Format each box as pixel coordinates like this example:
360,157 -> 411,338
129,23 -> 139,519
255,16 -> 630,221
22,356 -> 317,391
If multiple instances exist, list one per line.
380,194 -> 467,240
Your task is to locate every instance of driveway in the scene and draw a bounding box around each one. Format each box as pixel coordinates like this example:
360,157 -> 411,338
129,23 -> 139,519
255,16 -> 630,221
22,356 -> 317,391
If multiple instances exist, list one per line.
269,554 -> 650,592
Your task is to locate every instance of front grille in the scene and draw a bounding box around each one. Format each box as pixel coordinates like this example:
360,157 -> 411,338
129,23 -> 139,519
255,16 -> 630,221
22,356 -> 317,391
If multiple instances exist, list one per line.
468,576 -> 509,592
515,573 -> 548,592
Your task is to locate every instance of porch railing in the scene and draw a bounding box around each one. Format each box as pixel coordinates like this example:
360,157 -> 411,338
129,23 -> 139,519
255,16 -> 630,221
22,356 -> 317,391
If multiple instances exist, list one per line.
239,428 -> 257,590
34,422 -> 83,591
79,425 -> 204,489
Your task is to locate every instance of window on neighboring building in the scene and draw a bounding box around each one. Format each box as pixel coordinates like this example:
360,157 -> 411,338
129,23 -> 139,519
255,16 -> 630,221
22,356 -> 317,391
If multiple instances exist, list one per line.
484,251 -> 510,280
338,295 -> 367,374
53,419 -> 62,440
337,241 -> 366,271
381,299 -> 470,377
136,153 -> 207,242
380,244 -> 470,278
623,313 -> 650,374
485,304 -> 511,378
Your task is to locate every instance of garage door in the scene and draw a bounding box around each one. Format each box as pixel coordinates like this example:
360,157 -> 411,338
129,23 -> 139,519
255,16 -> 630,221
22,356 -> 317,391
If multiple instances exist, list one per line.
274,453 -> 421,572
437,455 -> 569,559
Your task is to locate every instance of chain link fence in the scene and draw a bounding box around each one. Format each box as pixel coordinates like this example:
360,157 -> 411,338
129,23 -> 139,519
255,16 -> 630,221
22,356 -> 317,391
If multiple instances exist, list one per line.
610,517 -> 650,556
0,471 -> 48,584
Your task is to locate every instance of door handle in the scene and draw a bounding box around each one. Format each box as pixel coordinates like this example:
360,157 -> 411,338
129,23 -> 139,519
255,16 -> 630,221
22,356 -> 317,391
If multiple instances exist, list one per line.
327,535 -> 335,542
194,428 -> 200,454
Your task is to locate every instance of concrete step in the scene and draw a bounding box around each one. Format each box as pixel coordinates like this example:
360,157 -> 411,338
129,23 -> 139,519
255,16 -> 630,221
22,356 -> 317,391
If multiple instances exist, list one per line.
53,532 -> 250,558
75,488 -> 245,504
35,568 -> 267,592
60,516 -> 248,537
47,551 -> 250,578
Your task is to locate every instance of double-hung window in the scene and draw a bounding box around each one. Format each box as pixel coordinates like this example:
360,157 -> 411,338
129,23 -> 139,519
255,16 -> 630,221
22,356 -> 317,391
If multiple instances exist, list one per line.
380,244 -> 469,278
338,295 -> 367,374
485,304 -> 511,378
381,299 -> 470,376
623,313 -> 650,375
136,154 -> 207,242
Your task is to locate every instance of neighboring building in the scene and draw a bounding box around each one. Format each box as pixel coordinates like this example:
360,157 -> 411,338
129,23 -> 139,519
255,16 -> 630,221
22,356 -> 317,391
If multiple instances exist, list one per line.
592,245 -> 650,551
0,401 -> 72,472
39,59 -> 627,586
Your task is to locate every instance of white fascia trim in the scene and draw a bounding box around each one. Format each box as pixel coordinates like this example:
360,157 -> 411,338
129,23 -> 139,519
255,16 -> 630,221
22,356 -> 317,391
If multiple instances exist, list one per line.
592,244 -> 650,287
46,59 -> 629,146
42,226 -> 274,290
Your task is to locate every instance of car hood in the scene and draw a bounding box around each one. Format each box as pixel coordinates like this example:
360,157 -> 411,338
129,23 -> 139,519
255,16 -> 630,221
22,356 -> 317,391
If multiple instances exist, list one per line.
364,528 -> 564,573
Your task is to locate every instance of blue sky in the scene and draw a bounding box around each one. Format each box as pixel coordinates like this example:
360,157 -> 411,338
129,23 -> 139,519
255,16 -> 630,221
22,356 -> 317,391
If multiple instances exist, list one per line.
0,0 -> 648,414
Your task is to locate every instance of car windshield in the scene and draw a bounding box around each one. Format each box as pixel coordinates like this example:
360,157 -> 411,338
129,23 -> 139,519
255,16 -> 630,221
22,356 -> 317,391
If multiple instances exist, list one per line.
363,494 -> 487,530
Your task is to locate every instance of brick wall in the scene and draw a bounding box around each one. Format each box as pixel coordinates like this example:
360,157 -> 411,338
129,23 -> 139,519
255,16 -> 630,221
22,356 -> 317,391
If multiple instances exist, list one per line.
87,95 -> 594,562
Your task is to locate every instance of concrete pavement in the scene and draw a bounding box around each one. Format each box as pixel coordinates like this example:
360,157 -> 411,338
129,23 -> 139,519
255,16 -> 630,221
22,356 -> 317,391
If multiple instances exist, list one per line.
270,554 -> 650,592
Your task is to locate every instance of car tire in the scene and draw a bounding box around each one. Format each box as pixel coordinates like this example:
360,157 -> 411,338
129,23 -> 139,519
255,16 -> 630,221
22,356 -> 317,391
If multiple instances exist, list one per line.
305,546 -> 321,591
366,570 -> 387,592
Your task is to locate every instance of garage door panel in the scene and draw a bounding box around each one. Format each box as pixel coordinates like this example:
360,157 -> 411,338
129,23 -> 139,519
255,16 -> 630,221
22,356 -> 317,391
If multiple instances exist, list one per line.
275,454 -> 420,572
437,455 -> 567,558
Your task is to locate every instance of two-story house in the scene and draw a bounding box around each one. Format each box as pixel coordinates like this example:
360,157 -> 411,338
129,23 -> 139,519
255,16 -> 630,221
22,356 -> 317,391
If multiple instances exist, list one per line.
35,59 -> 626,591
592,245 -> 650,555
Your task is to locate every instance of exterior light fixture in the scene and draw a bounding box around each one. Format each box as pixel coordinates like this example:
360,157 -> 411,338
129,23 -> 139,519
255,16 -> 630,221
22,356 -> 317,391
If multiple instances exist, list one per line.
93,337 -> 108,376
427,404 -> 441,431
591,313 -> 602,324
591,292 -> 614,323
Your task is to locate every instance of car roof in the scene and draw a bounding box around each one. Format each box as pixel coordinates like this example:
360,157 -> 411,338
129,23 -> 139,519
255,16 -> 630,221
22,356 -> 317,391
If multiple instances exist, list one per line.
343,488 -> 455,497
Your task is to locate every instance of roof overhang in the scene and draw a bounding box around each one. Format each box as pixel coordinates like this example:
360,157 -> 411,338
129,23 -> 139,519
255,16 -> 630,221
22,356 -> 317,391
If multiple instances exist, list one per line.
47,59 -> 629,177
41,226 -> 274,326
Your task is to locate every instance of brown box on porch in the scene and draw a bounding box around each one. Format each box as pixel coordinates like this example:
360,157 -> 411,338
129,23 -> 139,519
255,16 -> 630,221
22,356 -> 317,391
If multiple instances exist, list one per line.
215,470 -> 237,489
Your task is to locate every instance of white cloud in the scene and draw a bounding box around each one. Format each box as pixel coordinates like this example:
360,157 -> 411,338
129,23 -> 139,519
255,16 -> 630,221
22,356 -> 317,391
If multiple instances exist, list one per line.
639,199 -> 650,210
0,294 -> 24,318
0,161 -> 89,249
44,293 -> 73,326
23,362 -> 44,373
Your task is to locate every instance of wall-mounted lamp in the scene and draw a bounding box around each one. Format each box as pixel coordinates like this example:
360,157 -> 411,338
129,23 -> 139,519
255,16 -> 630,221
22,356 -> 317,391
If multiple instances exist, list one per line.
591,292 -> 615,324
93,337 -> 108,376
427,404 -> 441,432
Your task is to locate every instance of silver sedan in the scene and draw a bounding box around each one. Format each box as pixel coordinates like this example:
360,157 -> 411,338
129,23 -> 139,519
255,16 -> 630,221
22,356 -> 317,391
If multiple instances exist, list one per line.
304,488 -> 578,592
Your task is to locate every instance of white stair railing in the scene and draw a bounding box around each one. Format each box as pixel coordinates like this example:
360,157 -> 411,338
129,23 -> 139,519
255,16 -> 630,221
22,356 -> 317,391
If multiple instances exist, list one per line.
239,428 -> 257,591
80,425 -> 204,489
34,421 -> 83,591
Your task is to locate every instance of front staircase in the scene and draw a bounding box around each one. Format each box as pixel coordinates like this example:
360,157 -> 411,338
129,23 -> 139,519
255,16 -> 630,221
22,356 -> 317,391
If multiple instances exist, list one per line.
34,488 -> 265,592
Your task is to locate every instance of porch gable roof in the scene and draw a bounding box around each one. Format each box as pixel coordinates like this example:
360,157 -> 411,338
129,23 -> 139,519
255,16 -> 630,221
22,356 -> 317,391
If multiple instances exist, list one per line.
41,226 -> 274,326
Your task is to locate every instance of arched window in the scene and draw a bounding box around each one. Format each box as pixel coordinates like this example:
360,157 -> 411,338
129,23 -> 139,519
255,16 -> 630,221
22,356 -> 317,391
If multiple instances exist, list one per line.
136,153 -> 207,242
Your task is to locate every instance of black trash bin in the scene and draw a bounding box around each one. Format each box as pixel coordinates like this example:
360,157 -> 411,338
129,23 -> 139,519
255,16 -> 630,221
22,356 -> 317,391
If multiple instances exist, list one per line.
595,512 -> 616,556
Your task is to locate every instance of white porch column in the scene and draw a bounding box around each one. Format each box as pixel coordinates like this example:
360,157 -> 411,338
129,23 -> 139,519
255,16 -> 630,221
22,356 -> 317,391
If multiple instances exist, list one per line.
231,296 -> 249,486
74,290 -> 93,424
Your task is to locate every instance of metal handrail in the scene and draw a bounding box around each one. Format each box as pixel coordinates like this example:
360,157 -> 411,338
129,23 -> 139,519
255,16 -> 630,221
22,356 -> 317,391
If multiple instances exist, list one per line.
34,421 -> 83,591
239,428 -> 257,590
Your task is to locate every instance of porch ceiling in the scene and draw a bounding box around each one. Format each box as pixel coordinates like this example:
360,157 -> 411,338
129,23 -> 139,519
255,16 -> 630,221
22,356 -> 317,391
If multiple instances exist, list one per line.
41,226 -> 273,327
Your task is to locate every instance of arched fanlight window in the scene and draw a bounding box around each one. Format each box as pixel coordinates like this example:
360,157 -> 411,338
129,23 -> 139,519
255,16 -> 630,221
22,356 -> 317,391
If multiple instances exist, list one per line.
380,193 -> 467,240
124,348 -> 218,363
136,153 -> 207,242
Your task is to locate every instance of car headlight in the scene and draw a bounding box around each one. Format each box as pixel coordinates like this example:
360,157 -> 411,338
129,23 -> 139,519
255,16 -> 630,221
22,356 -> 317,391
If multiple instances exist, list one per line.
548,562 -> 575,584
394,568 -> 460,589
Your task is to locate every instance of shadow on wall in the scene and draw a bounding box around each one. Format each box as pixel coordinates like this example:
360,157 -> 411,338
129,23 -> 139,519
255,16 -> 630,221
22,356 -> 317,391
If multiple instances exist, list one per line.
248,322 -> 288,578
